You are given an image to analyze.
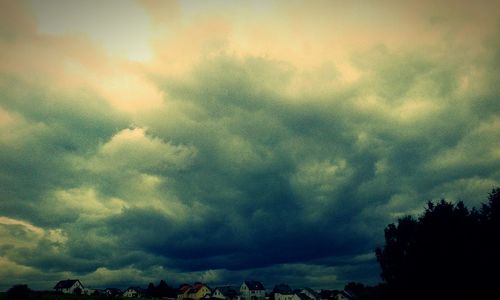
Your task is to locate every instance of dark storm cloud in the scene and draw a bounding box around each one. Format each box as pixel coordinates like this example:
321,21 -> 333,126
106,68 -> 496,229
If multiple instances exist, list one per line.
136,47 -> 499,272
0,76 -> 130,227
1,21 -> 500,291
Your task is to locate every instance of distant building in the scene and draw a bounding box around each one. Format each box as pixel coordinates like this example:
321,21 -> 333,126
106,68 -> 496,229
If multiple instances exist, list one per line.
335,291 -> 352,300
123,286 -> 147,298
319,290 -> 336,300
291,292 -> 313,300
177,284 -> 192,300
319,290 -> 352,300
84,287 -> 97,295
177,283 -> 212,300
186,283 -> 212,300
298,288 -> 319,300
80,287 -> 105,296
53,279 -> 84,294
213,286 -> 239,300
240,281 -> 265,300
105,288 -> 122,297
273,284 -> 293,300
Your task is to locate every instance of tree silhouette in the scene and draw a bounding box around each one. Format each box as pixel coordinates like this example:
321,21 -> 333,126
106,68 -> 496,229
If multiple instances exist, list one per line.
148,282 -> 157,297
158,279 -> 176,297
146,279 -> 176,298
376,188 -> 500,300
6,284 -> 31,300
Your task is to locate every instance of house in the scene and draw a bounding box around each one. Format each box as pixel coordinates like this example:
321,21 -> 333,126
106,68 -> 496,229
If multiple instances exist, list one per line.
297,288 -> 319,300
213,286 -> 239,300
240,281 -> 265,300
123,287 -> 147,298
84,287 -> 96,295
335,291 -> 352,300
53,279 -> 85,294
177,284 -> 192,300
291,292 -> 313,300
273,284 -> 293,300
104,288 -> 122,297
319,290 -> 336,300
186,283 -> 211,300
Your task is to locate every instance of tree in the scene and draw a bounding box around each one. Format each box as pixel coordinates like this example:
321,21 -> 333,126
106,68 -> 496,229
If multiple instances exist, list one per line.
7,284 -> 31,300
157,279 -> 176,298
375,189 -> 500,300
148,282 -> 157,297
344,282 -> 364,297
478,188 -> 500,294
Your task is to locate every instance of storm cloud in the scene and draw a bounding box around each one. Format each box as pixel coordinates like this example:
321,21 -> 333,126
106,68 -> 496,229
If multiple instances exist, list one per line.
1,0 -> 500,291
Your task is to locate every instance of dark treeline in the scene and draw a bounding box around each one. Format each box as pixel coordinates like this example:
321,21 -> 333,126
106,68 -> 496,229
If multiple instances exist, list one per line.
347,188 -> 500,300
146,280 -> 176,298
4,281 -> 174,299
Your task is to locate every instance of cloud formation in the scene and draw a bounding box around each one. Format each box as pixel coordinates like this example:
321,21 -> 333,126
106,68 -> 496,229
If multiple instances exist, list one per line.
1,0 -> 500,291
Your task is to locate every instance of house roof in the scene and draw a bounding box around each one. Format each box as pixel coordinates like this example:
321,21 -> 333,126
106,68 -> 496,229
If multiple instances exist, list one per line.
188,283 -> 210,294
319,290 -> 336,299
294,293 -> 312,300
215,286 -> 238,297
244,281 -> 265,291
301,288 -> 319,298
337,291 -> 352,300
273,284 -> 293,295
178,284 -> 192,294
105,288 -> 122,295
54,279 -> 82,289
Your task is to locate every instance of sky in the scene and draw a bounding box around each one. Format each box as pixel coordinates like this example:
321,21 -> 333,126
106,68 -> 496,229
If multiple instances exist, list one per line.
1,0 -> 500,291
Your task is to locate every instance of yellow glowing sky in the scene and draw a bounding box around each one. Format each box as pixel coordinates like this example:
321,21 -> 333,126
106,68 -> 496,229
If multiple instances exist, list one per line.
6,0 -> 493,117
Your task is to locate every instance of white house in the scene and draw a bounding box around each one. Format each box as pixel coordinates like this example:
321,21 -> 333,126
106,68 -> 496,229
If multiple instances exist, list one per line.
273,284 -> 293,300
84,288 -> 96,295
54,279 -> 85,294
291,293 -> 314,300
105,288 -> 122,297
240,281 -> 265,300
335,291 -> 352,300
213,286 -> 239,300
213,288 -> 226,299
298,288 -> 319,300
123,287 -> 146,298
